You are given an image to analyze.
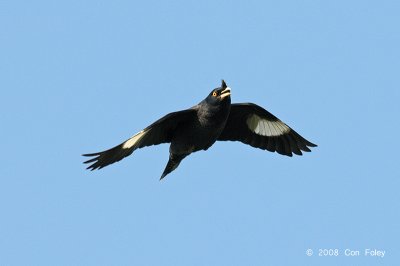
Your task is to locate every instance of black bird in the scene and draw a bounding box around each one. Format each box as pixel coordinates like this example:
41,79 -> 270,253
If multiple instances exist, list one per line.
83,80 -> 316,179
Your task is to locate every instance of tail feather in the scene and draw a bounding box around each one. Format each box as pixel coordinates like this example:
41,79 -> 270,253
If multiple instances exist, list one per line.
160,154 -> 188,180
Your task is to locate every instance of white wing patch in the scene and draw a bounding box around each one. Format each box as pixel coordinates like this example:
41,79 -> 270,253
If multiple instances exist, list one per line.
246,114 -> 290,137
122,129 -> 147,149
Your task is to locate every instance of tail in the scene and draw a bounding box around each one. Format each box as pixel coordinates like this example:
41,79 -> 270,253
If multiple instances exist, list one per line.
160,153 -> 188,180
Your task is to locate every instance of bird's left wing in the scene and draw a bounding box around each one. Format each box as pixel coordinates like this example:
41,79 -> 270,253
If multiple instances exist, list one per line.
218,103 -> 317,156
83,109 -> 197,170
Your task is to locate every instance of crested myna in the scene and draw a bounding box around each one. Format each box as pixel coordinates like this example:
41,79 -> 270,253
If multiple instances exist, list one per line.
83,80 -> 316,179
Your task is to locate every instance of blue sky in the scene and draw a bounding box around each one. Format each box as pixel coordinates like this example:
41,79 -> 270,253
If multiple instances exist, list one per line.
1,0 -> 399,265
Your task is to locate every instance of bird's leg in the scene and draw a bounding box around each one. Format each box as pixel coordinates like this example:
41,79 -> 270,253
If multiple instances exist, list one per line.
160,153 -> 188,180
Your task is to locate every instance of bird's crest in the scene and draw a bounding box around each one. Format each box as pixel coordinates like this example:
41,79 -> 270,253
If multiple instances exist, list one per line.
221,79 -> 227,89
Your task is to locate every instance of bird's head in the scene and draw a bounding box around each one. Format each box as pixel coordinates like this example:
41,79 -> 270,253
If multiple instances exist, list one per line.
205,80 -> 231,106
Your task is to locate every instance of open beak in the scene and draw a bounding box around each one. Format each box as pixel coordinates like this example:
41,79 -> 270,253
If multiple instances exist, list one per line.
220,87 -> 231,99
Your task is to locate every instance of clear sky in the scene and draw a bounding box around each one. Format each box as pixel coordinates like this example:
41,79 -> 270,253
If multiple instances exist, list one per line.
1,0 -> 399,265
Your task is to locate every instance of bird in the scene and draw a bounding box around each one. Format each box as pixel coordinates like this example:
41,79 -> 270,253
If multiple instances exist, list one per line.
83,80 -> 317,180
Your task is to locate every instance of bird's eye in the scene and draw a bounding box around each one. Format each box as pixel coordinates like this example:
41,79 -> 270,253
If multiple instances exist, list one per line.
212,91 -> 218,97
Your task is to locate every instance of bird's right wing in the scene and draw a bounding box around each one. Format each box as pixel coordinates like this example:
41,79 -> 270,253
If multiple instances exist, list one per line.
218,103 -> 317,156
83,109 -> 197,170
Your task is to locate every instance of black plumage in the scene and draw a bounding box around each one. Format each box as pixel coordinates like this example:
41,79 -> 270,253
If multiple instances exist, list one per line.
83,80 -> 317,179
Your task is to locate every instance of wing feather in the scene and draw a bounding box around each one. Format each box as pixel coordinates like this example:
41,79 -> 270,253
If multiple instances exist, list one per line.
218,103 -> 316,156
83,109 -> 197,170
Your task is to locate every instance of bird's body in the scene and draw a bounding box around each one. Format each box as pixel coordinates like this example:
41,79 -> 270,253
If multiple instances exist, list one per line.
189,95 -> 231,151
83,80 -> 316,179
